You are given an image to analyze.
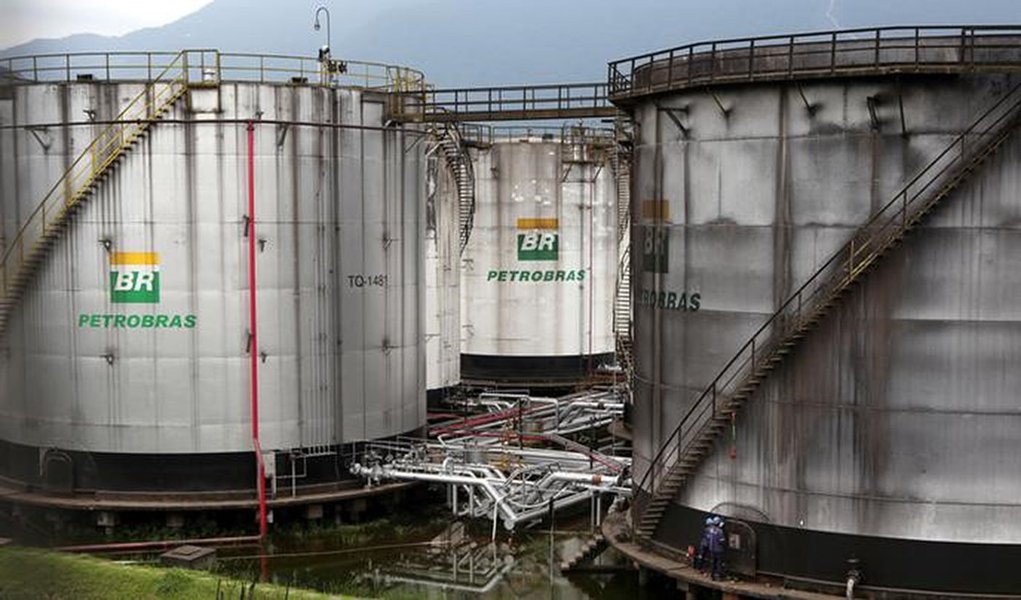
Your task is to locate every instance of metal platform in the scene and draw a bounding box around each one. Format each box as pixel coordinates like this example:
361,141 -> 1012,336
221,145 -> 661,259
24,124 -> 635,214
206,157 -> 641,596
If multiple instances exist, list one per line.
393,82 -> 618,122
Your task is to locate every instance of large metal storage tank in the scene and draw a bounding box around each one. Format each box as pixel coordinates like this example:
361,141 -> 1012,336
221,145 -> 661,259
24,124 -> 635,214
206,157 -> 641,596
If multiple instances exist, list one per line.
616,29 -> 1021,595
0,52 -> 426,497
460,128 -> 617,384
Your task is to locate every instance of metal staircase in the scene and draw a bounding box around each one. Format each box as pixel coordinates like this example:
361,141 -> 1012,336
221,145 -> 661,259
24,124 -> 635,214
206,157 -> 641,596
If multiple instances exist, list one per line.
434,123 -> 476,255
633,81 -> 1021,542
0,52 -> 192,336
612,129 -> 634,393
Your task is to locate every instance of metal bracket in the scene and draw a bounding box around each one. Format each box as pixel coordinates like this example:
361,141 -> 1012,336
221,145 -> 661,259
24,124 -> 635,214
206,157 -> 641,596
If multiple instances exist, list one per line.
561,162 -> 575,183
705,88 -> 731,118
27,126 -> 52,151
657,105 -> 689,138
866,96 -> 881,131
897,80 -> 908,136
795,84 -> 817,115
275,123 -> 289,148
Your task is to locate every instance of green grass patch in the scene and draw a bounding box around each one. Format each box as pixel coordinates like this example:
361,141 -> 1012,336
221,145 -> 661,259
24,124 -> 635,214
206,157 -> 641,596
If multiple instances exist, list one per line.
0,546 -> 353,600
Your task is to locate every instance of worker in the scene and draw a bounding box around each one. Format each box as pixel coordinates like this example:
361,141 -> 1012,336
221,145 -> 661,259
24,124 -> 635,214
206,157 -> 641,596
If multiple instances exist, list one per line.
694,515 -> 714,572
708,516 -> 727,581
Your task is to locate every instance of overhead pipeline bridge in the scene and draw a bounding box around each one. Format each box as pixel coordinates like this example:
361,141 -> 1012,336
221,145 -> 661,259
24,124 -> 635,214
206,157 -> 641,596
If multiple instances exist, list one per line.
394,82 -> 618,122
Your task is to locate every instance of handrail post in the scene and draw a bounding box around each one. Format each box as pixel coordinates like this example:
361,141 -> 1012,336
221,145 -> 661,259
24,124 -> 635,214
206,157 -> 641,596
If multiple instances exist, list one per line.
874,29 -> 881,68
687,47 -> 694,87
914,28 -> 921,70
787,35 -> 795,78
668,50 -> 676,88
709,42 -> 717,83
747,39 -> 755,80
830,32 -> 837,74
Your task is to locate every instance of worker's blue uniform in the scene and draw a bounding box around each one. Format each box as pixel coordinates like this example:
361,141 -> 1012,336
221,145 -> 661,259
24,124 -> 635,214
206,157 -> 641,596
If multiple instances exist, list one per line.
707,522 -> 727,580
694,521 -> 712,570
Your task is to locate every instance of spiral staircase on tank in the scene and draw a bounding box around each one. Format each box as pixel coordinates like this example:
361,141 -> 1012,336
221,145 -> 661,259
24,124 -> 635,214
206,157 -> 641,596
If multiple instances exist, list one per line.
431,122 -> 476,256
0,52 -> 195,337
612,128 -> 634,396
633,81 -> 1021,544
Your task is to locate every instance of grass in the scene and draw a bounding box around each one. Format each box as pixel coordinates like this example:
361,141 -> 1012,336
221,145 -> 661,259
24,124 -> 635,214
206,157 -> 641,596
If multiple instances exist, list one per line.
0,546 -> 354,600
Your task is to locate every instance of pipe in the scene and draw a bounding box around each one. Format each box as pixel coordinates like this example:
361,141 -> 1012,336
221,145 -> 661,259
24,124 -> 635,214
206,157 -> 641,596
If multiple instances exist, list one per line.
845,559 -> 863,599
58,535 -> 263,554
247,121 -> 267,540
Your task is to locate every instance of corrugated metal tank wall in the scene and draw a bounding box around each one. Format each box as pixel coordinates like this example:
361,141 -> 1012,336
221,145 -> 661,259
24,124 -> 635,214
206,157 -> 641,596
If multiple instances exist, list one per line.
0,81 -> 425,457
460,139 -> 616,380
633,73 -> 1021,543
425,147 -> 461,393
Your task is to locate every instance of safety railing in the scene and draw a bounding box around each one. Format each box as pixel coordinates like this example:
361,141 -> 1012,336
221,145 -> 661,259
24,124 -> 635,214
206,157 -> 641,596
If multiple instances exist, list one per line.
457,123 -> 615,146
634,78 -> 1021,513
609,25 -> 1021,101
0,50 -> 426,93
0,52 -> 191,319
402,82 -> 615,122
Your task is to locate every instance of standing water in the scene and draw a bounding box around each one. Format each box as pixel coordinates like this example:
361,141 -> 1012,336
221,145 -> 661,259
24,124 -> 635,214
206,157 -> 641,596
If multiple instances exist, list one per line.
209,511 -> 647,599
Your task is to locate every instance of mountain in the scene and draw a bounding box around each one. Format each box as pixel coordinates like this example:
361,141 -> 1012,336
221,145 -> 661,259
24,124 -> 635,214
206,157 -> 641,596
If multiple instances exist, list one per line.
3,0 -> 1020,87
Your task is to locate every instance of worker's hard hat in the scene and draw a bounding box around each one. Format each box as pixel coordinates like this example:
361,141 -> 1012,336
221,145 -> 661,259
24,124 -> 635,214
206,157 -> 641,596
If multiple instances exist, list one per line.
705,516 -> 714,525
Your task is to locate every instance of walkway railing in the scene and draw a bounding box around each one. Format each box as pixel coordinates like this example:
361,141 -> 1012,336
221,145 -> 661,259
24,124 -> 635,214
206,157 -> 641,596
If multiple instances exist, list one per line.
398,82 -> 616,122
609,25 -> 1021,101
457,123 -> 615,146
0,50 -> 426,93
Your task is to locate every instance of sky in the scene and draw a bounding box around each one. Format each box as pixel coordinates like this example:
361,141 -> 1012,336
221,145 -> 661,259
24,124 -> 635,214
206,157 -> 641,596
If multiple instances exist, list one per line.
3,0 -> 1020,87
2,0 -> 212,48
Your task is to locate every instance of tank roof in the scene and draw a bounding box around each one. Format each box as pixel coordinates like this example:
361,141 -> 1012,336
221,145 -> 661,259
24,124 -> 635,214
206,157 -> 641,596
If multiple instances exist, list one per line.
609,25 -> 1021,104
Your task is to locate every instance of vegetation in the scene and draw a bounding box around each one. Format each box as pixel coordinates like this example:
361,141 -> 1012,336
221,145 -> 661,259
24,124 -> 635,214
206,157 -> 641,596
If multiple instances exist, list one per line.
0,546 -> 352,600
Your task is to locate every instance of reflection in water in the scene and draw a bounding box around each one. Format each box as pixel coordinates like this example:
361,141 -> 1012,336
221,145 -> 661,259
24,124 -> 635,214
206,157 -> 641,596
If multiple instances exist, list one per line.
216,518 -> 643,599
359,524 -> 516,594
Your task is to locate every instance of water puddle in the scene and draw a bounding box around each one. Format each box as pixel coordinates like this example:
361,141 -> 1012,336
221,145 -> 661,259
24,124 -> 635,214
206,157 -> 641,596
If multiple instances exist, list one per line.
211,517 -> 641,599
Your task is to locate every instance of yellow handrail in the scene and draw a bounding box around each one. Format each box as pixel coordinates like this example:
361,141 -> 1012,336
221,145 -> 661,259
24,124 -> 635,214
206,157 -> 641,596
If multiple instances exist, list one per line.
0,51 -> 191,307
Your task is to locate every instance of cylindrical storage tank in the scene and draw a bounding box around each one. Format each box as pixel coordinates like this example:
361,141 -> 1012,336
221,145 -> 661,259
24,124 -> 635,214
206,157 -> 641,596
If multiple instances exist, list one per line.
623,34 -> 1021,595
460,129 -> 617,384
0,55 -> 426,497
425,143 -> 461,400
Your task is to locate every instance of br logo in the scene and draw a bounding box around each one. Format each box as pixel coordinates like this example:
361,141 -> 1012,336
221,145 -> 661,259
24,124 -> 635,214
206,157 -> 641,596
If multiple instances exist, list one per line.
641,199 -> 670,273
516,218 -> 558,261
110,252 -> 160,303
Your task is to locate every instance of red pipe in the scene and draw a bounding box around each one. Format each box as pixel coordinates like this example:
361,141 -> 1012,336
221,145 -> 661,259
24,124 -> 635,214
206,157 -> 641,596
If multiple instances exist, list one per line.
428,403 -> 546,436
247,121 -> 267,540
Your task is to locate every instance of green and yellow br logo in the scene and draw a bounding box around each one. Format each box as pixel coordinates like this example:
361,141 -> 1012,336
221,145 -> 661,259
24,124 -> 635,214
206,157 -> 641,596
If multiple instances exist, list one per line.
110,252 -> 160,303
516,218 -> 558,261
